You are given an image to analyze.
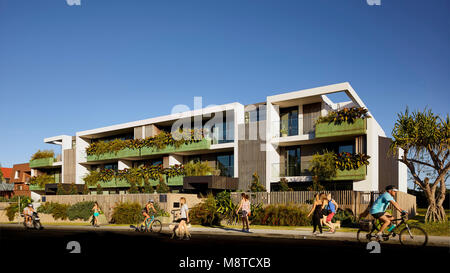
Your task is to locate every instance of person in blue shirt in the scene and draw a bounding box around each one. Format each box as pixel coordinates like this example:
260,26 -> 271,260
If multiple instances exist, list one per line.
370,185 -> 407,238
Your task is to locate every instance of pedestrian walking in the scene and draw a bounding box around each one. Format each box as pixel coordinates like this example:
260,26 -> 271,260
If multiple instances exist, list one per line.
307,193 -> 326,235
92,202 -> 101,227
236,193 -> 251,232
322,193 -> 338,233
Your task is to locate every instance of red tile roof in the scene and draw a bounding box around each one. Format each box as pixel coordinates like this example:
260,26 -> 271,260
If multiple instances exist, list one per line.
1,168 -> 12,179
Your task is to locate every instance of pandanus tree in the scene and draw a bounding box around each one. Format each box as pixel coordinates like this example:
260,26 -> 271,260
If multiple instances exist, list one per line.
391,108 -> 449,222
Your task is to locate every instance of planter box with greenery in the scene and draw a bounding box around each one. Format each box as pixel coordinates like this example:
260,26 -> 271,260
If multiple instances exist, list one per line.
29,157 -> 55,168
315,118 -> 366,138
29,184 -> 45,191
87,175 -> 184,189
333,165 -> 367,181
86,147 -> 140,162
140,138 -> 211,157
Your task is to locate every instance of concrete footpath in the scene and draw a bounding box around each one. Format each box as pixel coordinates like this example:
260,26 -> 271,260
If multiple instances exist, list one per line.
2,223 -> 449,248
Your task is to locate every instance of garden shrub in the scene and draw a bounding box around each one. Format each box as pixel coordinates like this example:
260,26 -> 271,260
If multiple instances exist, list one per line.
66,201 -> 95,221
251,204 -> 310,226
111,202 -> 143,224
50,203 -> 70,220
332,209 -> 358,227
5,196 -> 33,221
190,194 -> 222,226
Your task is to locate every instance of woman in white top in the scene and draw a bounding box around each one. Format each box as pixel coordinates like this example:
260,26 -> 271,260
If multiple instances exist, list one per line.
178,197 -> 190,240
236,193 -> 251,232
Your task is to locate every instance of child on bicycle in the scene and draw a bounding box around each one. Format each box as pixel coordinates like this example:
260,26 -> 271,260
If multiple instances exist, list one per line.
370,185 -> 407,239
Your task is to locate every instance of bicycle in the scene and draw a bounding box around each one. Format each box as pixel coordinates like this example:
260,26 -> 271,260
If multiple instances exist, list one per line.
130,215 -> 162,233
357,212 -> 428,247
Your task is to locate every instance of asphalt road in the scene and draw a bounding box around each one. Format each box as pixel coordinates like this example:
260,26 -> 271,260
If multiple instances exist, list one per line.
1,226 -> 448,271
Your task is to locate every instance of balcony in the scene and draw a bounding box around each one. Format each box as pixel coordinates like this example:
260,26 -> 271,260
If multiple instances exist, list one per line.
29,157 -> 54,168
272,163 -> 366,181
315,118 -> 366,138
87,138 -> 211,162
87,175 -> 184,189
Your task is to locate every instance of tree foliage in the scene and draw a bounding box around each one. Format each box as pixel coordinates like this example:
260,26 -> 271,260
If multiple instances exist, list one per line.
250,172 -> 266,192
391,108 -> 449,222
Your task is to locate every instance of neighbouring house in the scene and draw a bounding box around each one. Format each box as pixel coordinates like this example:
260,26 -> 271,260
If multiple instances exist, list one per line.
1,167 -> 12,183
10,163 -> 32,198
27,82 -> 407,195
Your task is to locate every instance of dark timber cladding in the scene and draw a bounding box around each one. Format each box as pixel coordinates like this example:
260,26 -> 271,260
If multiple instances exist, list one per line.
378,136 -> 399,191
238,120 -> 266,191
183,176 -> 239,190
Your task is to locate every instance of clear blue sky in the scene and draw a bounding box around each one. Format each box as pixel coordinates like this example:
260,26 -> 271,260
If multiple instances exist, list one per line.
0,0 -> 449,168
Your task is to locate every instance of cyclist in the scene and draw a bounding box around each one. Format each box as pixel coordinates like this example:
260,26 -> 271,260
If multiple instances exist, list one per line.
23,203 -> 34,226
370,185 -> 407,239
141,200 -> 157,228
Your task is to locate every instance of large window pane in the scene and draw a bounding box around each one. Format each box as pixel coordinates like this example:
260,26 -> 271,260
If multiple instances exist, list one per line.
216,154 -> 234,177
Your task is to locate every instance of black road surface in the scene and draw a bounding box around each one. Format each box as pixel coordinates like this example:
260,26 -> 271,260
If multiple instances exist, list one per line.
1,226 -> 448,271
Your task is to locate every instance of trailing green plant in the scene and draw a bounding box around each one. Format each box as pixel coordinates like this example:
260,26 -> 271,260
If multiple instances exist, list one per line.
29,174 -> 55,187
316,107 -> 371,125
249,172 -> 266,192
30,149 -> 55,160
334,152 -> 370,171
86,129 -> 206,156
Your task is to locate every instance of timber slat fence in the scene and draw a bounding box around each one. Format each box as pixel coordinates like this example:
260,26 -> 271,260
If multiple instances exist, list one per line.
231,191 -> 416,218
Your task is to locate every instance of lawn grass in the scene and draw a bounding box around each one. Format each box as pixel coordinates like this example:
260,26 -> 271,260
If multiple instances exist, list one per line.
410,208 -> 450,236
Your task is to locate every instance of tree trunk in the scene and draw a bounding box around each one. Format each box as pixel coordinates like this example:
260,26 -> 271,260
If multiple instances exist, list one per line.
424,186 -> 447,222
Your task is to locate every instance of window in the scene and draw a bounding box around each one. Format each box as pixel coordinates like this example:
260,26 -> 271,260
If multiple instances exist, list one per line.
104,163 -> 118,171
280,107 -> 299,136
186,155 -> 201,163
338,144 -> 354,154
15,171 -> 19,179
216,154 -> 234,177
285,147 -> 301,176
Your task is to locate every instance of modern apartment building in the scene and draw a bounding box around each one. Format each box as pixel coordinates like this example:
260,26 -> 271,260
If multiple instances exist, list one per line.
28,82 -> 407,195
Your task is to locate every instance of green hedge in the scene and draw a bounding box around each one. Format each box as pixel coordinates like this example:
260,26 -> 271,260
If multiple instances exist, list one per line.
37,201 -> 95,221
111,201 -> 169,224
67,201 -> 96,221
251,204 -> 310,226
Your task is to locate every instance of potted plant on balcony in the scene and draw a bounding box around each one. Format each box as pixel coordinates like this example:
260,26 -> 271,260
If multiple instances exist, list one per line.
280,128 -> 288,137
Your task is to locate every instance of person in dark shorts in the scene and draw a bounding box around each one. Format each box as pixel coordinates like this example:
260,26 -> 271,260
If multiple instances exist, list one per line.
370,185 -> 407,239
